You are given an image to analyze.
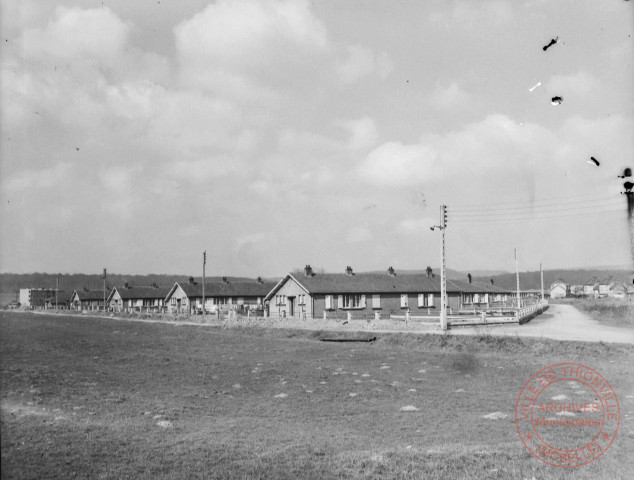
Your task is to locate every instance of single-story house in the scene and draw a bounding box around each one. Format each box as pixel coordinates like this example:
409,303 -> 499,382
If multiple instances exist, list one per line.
164,277 -> 276,314
44,291 -> 73,309
550,280 -> 568,299
264,265 -> 512,320
608,280 -> 628,299
71,289 -> 107,311
107,283 -> 172,312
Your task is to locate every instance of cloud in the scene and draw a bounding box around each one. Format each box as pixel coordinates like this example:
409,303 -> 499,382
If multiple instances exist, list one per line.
22,7 -> 130,63
545,72 -> 599,97
175,0 -> 328,95
358,114 -> 557,187
335,117 -> 379,150
430,0 -> 513,28
429,82 -> 471,109
336,45 -> 393,83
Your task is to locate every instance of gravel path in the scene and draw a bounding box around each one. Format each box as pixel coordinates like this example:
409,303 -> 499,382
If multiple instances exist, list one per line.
438,303 -> 634,344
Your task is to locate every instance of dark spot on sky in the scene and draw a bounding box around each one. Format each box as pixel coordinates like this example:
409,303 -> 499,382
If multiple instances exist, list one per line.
542,37 -> 558,51
551,96 -> 563,106
75,147 -> 80,151
588,157 -> 600,166
619,168 -> 632,178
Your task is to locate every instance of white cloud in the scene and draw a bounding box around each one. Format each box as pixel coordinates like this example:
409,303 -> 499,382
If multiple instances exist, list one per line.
335,117 -> 379,150
3,162 -> 72,193
336,45 -> 393,83
429,82 -> 470,109
545,72 -> 599,98
22,7 -> 129,63
358,114 -> 557,187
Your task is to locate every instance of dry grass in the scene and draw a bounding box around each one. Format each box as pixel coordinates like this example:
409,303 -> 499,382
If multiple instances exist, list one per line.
1,311 -> 633,479
556,299 -> 634,328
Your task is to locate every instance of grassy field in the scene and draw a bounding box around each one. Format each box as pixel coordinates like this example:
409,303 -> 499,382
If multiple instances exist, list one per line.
551,299 -> 634,329
1,312 -> 633,480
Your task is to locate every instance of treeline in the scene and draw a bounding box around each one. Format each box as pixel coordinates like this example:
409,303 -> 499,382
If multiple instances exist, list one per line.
474,269 -> 633,291
0,273 -> 260,293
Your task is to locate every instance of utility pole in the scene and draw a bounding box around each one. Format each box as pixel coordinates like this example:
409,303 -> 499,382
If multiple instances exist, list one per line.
202,251 -> 206,317
55,275 -> 59,310
514,250 -> 520,308
540,263 -> 544,303
440,205 -> 448,330
431,206 -> 448,330
102,268 -> 107,312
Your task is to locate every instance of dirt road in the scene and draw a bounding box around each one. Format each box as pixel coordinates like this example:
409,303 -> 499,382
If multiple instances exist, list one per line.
443,303 -> 634,344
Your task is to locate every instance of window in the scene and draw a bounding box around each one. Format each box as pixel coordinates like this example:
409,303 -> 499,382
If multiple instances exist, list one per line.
298,294 -> 304,305
342,294 -> 365,309
237,297 -> 244,305
418,294 -> 434,307
372,294 -> 381,309
171,298 -> 176,305
325,295 -> 334,309
463,294 -> 473,304
401,294 -> 409,308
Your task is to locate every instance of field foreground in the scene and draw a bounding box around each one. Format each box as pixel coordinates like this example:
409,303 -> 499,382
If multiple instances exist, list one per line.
1,312 -> 634,479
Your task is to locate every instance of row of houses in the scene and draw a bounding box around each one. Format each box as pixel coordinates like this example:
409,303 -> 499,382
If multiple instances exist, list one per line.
550,277 -> 632,299
21,265 -> 542,318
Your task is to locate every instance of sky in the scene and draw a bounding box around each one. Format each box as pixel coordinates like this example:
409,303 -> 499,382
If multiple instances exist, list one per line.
1,0 -> 632,278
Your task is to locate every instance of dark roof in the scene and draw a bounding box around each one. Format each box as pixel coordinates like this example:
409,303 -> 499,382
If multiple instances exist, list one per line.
169,281 -> 276,299
109,285 -> 172,301
72,290 -> 106,301
46,291 -> 73,303
266,273 -> 512,299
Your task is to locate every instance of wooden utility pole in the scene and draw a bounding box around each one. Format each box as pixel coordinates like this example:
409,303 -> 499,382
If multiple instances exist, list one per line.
102,268 -> 107,312
431,206 -> 448,330
540,263 -> 544,302
202,251 -> 206,317
55,275 -> 59,310
514,250 -> 520,308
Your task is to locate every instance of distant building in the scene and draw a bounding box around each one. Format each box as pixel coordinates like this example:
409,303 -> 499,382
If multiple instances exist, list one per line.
71,289 -> 106,311
164,276 -> 275,314
550,280 -> 568,299
44,291 -> 72,309
19,288 -> 55,308
107,283 -> 172,313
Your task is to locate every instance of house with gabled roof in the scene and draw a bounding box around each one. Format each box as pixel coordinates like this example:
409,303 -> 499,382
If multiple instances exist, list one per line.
164,276 -> 276,314
550,279 -> 568,299
264,265 -> 511,319
107,283 -> 172,313
70,289 -> 107,311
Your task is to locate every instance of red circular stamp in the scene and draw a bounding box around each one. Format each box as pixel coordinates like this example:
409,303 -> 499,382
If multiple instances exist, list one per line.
515,363 -> 620,467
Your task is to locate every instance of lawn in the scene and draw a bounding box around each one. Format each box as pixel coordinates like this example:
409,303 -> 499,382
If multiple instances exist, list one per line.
1,311 -> 633,479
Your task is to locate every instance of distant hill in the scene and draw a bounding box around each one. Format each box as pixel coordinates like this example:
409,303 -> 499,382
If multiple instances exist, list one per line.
0,273 -> 262,294
474,269 -> 633,291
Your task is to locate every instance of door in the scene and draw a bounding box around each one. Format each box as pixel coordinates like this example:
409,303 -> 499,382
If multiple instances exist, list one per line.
288,296 -> 295,316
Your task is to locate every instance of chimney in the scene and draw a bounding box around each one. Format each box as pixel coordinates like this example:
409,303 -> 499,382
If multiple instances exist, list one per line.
490,278 -> 494,286
84,287 -> 89,292
256,276 -> 263,284
345,266 -> 354,276
222,276 -> 229,284
304,265 -> 313,277
467,273 -> 472,284
426,266 -> 433,278
152,282 -> 158,288
387,266 -> 395,276
188,276 -> 195,285
124,282 -> 129,289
